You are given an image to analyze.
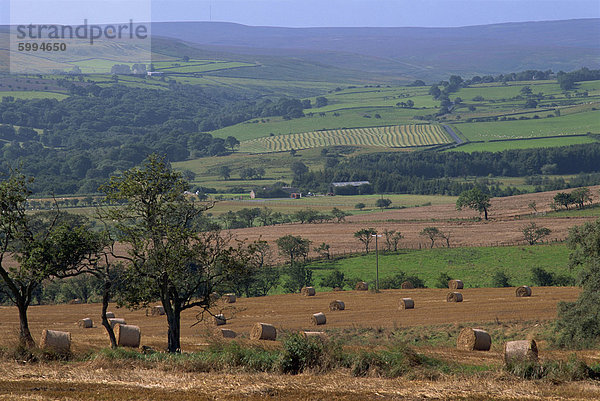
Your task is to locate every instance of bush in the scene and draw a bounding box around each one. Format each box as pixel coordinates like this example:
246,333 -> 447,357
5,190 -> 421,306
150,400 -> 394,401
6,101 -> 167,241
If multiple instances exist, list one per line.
351,344 -> 425,378
278,333 -> 330,374
506,355 -> 597,381
491,271 -> 511,287
320,270 -> 345,289
379,273 -> 425,289
531,267 -> 575,287
435,272 -> 452,289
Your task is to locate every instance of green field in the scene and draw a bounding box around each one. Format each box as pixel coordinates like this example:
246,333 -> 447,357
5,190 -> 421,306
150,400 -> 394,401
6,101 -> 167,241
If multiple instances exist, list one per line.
0,90 -> 68,100
452,135 -> 598,153
306,244 -> 572,293
454,110 -> 600,142
240,124 -> 451,152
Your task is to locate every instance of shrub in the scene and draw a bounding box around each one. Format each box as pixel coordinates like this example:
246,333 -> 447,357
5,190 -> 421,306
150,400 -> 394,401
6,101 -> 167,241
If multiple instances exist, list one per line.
506,355 -> 597,381
320,270 -> 345,289
279,333 -> 325,374
491,271 -> 511,287
531,267 -> 574,287
435,272 -> 452,289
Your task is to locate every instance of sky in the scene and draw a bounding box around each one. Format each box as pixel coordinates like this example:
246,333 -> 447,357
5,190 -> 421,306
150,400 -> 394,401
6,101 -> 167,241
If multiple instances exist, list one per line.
1,0 -> 599,27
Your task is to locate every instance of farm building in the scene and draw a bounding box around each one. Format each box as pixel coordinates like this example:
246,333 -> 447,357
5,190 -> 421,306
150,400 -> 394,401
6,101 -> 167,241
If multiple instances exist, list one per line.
330,181 -> 372,195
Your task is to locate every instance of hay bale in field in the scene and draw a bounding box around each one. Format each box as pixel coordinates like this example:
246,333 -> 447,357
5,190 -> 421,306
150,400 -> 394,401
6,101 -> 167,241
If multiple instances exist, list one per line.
105,312 -> 115,319
115,324 -> 141,348
516,286 -> 532,297
223,293 -> 236,303
250,322 -> 277,341
329,300 -> 345,311
301,286 -> 316,296
301,331 -> 327,341
448,279 -> 464,290
210,292 -> 220,302
355,281 -> 368,291
457,328 -> 492,351
214,314 -> 226,326
78,318 -> 93,328
219,329 -> 237,338
311,312 -> 327,325
401,281 -> 414,289
68,298 -> 83,304
151,305 -> 165,316
40,329 -> 71,353
108,318 -> 126,328
399,298 -> 415,309
446,292 -> 463,302
504,340 -> 538,363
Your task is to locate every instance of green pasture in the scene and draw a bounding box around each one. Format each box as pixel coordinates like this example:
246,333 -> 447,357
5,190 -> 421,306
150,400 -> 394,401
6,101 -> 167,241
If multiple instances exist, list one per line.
155,61 -> 256,73
0,90 -> 68,100
454,110 -> 600,141
240,124 -> 451,153
452,135 -> 598,153
307,244 -> 573,292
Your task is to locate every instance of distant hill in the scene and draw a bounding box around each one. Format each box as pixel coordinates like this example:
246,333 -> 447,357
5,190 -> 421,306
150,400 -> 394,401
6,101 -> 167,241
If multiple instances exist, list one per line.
152,19 -> 600,81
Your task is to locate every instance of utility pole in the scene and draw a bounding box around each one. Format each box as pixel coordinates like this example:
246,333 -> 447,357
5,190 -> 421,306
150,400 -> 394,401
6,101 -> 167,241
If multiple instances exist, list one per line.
372,233 -> 382,292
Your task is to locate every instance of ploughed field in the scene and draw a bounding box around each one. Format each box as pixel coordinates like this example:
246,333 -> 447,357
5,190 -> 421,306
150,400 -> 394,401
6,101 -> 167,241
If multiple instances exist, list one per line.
0,287 -> 579,353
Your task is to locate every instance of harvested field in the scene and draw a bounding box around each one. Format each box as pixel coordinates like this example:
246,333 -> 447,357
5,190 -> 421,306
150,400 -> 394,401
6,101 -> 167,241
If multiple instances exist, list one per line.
0,287 -> 579,353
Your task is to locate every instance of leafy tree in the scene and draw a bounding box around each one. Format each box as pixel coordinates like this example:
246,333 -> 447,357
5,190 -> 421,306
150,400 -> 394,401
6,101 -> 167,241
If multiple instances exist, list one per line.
331,207 -> 349,223
291,161 -> 309,177
570,187 -> 592,209
554,192 -> 575,210
320,270 -> 345,289
0,172 -> 104,346
219,165 -> 231,181
375,198 -> 392,210
420,226 -> 441,248
354,228 -> 377,254
522,222 -> 551,245
382,229 -> 403,252
456,187 -> 491,220
99,155 -> 250,353
315,96 -> 328,108
276,235 -> 311,266
435,272 -> 453,289
224,136 -> 240,152
354,203 -> 366,210
491,271 -> 511,287
314,242 -> 331,259
181,169 -> 196,182
236,208 -> 261,227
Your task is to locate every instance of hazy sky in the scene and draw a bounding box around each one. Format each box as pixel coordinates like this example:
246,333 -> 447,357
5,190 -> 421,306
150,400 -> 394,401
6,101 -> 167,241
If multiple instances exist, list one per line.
2,0 -> 599,26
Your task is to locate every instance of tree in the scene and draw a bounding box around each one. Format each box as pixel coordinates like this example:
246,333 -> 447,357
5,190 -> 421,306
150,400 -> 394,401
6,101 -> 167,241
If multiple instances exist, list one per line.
375,198 -> 392,210
224,136 -> 240,152
456,187 -> 491,220
276,235 -> 311,267
382,229 -> 403,252
354,228 -> 377,254
315,96 -> 328,108
555,218 -> 600,347
355,203 -> 366,211
571,187 -> 592,209
314,242 -> 331,260
320,270 -> 345,289
420,227 -> 441,248
331,207 -> 349,223
0,172 -> 104,347
554,192 -> 575,210
218,165 -> 231,181
99,155 -> 249,353
291,161 -> 308,177
522,222 -> 551,245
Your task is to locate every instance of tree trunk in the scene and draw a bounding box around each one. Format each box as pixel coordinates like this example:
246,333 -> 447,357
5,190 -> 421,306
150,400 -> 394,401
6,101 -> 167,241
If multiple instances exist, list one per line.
17,301 -> 35,348
101,281 -> 117,349
484,208 -> 488,220
166,306 -> 181,353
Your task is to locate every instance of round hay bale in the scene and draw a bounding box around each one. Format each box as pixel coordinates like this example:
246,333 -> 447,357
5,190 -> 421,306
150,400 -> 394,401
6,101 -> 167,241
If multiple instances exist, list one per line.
457,328 -> 492,351
115,324 -> 141,348
516,286 -> 532,297
105,311 -> 115,319
209,292 -> 220,302
311,312 -> 327,325
504,340 -> 538,363
355,281 -> 368,291
151,305 -> 165,316
399,298 -> 415,309
329,300 -> 345,311
401,281 -> 414,289
301,331 -> 327,341
448,279 -> 464,290
220,329 -> 237,339
40,329 -> 71,353
250,322 -> 277,341
223,293 -> 236,303
214,314 -> 226,326
78,318 -> 93,328
301,286 -> 316,296
446,292 -> 463,302
108,318 -> 126,328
